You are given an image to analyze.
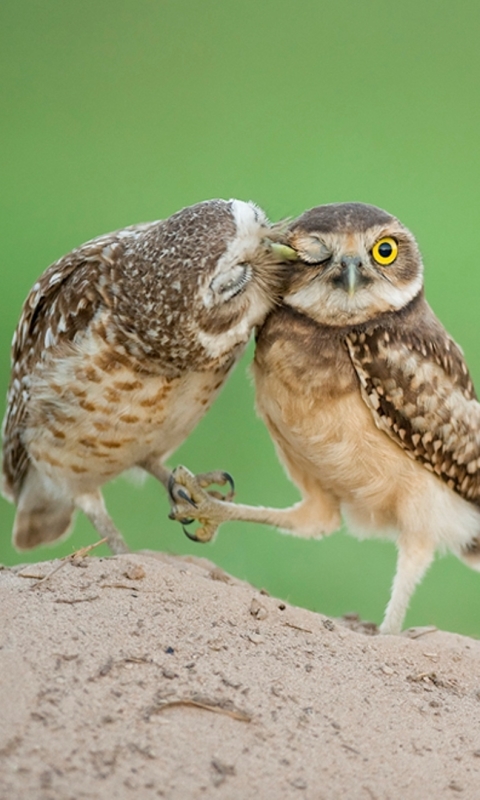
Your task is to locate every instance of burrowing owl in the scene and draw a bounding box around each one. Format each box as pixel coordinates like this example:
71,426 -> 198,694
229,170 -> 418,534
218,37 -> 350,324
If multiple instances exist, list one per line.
169,202 -> 480,634
2,199 -> 288,555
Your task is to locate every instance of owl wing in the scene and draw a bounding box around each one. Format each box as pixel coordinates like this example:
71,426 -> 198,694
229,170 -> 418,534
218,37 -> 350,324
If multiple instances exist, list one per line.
2,231 -> 129,500
345,308 -> 480,506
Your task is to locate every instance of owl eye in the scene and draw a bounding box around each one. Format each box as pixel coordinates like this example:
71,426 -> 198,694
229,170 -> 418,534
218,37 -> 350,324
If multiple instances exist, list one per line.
372,237 -> 398,266
209,263 -> 252,302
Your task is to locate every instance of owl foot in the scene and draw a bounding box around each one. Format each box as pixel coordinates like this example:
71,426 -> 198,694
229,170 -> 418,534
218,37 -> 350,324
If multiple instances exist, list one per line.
168,465 -> 234,543
194,469 -> 235,501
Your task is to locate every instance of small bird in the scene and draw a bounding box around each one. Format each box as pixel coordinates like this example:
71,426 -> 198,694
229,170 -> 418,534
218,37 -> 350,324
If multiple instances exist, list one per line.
2,198 -> 288,554
169,202 -> 480,634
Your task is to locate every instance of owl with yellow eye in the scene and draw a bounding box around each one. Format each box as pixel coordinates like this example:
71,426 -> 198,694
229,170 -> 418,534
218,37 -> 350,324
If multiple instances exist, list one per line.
169,202 -> 480,635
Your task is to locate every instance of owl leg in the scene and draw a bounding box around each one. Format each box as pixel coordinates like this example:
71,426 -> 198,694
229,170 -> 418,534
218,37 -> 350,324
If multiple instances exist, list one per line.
168,465 -> 340,543
75,491 -> 130,555
380,541 -> 435,635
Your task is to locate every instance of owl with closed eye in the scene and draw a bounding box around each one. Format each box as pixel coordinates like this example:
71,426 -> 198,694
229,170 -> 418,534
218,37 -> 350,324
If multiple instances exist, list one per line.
169,202 -> 480,635
2,199 -> 289,555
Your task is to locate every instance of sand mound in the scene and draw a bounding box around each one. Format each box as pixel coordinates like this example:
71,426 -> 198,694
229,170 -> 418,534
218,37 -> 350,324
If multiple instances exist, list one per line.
1,551 -> 480,799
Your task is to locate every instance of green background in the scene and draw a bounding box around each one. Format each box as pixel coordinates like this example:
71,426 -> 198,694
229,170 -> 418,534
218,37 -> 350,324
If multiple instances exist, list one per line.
2,0 -> 480,636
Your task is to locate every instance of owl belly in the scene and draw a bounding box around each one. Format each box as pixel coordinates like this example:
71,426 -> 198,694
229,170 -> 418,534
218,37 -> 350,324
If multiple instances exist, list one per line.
254,341 -> 431,534
24,346 -> 231,496
255,333 -> 480,553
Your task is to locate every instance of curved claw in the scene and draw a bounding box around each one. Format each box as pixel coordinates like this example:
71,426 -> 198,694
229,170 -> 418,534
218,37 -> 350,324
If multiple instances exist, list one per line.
168,512 -> 195,525
182,522 -> 218,544
183,525 -> 201,542
167,466 -> 228,543
222,472 -> 235,500
167,473 -> 176,497
168,475 -> 197,508
196,470 -> 235,500
201,471 -> 235,501
178,488 -> 197,507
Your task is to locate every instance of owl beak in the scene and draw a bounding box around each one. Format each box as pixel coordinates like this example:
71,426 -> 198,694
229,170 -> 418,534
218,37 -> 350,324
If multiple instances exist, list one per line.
268,242 -> 299,261
339,256 -> 363,297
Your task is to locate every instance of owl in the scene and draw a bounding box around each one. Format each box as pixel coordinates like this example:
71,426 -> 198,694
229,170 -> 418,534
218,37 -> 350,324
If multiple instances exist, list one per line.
2,198 -> 289,555
169,202 -> 480,635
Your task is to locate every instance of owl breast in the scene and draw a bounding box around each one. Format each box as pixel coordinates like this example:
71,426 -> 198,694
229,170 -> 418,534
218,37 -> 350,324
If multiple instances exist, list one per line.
253,308 -> 439,534
22,329 -> 235,496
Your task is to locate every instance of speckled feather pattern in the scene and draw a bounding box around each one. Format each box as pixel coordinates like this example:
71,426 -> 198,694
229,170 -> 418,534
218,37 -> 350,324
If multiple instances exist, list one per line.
2,199 -> 286,550
346,298 -> 480,505
153,202 -> 480,633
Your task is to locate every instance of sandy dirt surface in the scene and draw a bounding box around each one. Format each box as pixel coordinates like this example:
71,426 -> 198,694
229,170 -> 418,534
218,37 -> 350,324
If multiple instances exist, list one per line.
1,550 -> 480,800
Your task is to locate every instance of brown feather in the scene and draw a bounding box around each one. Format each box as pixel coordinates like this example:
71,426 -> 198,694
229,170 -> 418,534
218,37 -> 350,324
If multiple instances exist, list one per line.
165,203 -> 480,633
2,199 -> 287,553
345,295 -> 480,506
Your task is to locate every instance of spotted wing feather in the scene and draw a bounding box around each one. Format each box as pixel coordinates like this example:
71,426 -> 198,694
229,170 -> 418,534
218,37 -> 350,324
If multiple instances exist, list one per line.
1,232 -> 128,500
346,309 -> 480,507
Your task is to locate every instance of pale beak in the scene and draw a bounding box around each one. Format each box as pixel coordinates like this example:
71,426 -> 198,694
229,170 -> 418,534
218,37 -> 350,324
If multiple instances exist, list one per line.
268,242 -> 298,261
338,255 -> 363,297
346,262 -> 358,298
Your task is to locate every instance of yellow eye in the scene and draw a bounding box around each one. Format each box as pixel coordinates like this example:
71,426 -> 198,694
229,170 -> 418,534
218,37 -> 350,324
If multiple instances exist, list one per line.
372,237 -> 398,266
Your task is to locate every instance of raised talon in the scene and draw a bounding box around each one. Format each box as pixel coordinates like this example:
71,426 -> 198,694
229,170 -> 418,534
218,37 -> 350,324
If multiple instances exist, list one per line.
168,475 -> 198,507
167,465 -> 228,542
183,525 -> 201,542
197,470 -> 235,501
177,488 -> 197,507
167,472 -> 176,498
182,523 -> 217,543
223,471 -> 235,497
168,511 -> 195,525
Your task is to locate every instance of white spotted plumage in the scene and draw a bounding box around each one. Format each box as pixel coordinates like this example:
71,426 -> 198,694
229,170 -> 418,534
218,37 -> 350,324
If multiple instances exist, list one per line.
2,199 -> 287,554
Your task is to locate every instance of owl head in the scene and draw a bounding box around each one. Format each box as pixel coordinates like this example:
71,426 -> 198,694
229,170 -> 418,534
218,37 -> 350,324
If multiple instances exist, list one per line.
108,198 -> 290,369
282,203 -> 424,327
194,199 -> 289,353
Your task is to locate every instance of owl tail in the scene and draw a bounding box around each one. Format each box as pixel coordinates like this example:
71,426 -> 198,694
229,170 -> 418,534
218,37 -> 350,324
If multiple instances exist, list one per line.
13,467 -> 75,550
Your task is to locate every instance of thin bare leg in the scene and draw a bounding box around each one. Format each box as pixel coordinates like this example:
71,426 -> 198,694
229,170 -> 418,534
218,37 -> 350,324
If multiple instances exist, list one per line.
379,540 -> 435,635
75,491 -> 130,555
139,459 -> 171,489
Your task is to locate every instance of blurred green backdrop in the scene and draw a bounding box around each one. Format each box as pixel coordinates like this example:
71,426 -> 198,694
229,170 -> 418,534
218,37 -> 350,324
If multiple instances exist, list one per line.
2,0 -> 480,636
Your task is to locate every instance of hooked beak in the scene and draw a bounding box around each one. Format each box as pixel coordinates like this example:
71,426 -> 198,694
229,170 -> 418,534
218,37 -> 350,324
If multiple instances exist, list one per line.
338,256 -> 364,297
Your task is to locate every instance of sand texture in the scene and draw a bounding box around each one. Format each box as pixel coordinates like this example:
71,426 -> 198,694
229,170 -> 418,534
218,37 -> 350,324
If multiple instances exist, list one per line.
1,551 -> 480,799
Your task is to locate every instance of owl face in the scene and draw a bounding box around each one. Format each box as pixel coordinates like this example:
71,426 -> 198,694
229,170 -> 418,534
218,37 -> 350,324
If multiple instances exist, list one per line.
283,203 -> 424,327
190,199 -> 289,361
105,199 -> 287,368
199,199 -> 284,326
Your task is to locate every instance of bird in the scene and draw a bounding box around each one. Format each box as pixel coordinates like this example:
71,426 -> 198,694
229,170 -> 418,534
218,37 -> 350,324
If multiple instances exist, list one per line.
2,198 -> 290,555
168,201 -> 480,635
